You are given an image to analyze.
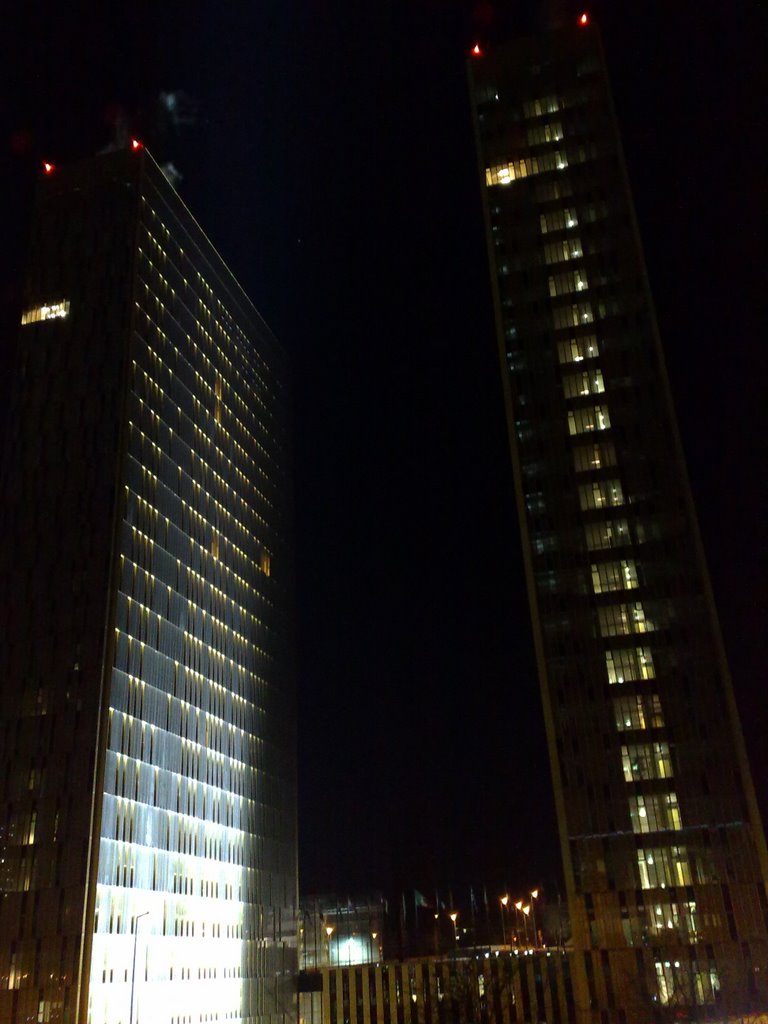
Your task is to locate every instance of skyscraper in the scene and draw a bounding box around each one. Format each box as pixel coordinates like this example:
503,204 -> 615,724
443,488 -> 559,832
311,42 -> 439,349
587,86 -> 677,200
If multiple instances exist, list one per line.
468,18 -> 768,1023
0,147 -> 297,1024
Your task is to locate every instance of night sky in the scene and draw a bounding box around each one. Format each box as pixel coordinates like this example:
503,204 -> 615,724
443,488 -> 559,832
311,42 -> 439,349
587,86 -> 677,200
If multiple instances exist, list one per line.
1,2 -> 765,902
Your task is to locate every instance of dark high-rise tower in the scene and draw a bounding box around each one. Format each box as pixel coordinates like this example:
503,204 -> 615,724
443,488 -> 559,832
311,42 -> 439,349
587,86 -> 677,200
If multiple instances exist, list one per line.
468,19 -> 768,1023
0,148 -> 297,1024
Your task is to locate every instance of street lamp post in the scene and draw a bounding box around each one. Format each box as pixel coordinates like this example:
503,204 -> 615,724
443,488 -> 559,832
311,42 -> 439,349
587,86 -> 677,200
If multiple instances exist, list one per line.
514,901 -> 523,946
449,911 -> 459,946
530,889 -> 540,948
521,905 -> 531,947
499,895 -> 509,946
130,911 -> 150,1024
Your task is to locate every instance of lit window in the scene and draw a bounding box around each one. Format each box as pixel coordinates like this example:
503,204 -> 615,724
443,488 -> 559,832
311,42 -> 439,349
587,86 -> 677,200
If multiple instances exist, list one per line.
553,303 -> 593,329
544,239 -> 583,264
598,601 -> 653,636
605,645 -> 654,683
613,694 -> 664,731
629,792 -> 682,834
568,403 -> 610,435
647,900 -> 698,941
540,208 -> 578,234
584,519 -> 630,551
522,96 -> 561,118
572,440 -> 615,472
21,300 -> 70,324
578,479 -> 624,511
557,335 -> 597,364
549,269 -> 589,297
621,742 -> 672,782
485,151 -> 568,187
591,558 -> 638,593
637,846 -> 692,889
563,369 -> 604,399
655,961 -> 720,1007
527,122 -> 564,146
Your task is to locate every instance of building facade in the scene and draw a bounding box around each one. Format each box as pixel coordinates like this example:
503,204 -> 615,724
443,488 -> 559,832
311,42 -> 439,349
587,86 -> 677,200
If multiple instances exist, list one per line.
468,19 -> 768,1023
300,951 -> 576,1024
0,148 -> 297,1024
301,895 -> 385,970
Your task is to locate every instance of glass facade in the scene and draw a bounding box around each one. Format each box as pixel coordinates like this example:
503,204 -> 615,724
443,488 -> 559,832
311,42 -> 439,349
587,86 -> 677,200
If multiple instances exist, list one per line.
469,21 -> 768,1023
0,150 -> 296,1024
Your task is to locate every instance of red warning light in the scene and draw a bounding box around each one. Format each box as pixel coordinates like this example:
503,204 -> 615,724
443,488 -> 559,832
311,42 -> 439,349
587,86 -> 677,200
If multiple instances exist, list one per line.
579,12 -> 589,25
131,139 -> 142,151
471,43 -> 482,57
43,161 -> 55,174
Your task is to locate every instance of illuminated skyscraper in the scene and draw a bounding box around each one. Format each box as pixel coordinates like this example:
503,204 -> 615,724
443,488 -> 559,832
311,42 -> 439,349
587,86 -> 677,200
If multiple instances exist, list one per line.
468,19 -> 768,1023
0,147 -> 297,1024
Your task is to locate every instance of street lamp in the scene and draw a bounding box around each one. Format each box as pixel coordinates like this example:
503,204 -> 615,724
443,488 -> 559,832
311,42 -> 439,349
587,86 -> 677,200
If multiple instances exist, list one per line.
499,895 -> 509,946
130,911 -> 150,1024
449,911 -> 459,945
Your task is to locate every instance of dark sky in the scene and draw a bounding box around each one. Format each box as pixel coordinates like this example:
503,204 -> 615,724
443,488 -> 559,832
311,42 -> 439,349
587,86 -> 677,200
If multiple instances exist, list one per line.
1,2 -> 765,901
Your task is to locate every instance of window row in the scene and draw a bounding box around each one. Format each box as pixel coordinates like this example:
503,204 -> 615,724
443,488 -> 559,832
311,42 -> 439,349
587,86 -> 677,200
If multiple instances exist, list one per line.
578,478 -> 623,511
540,208 -> 578,234
621,741 -> 672,782
558,335 -> 597,364
591,558 -> 638,593
549,269 -> 588,297
629,792 -> 682,834
527,121 -> 564,146
564,369 -> 604,399
605,645 -> 654,683
544,238 -> 583,265
568,403 -> 610,435
573,440 -> 616,473
585,519 -> 631,551
647,899 -> 699,940
522,95 -> 561,118
554,302 -> 594,329
637,845 -> 692,889
655,961 -> 720,1008
613,694 -> 664,731
485,150 -> 568,187
21,300 -> 70,324
598,602 -> 653,637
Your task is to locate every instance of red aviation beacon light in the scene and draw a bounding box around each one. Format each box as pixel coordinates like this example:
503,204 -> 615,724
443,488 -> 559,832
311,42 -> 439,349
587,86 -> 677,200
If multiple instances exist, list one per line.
579,12 -> 589,26
471,43 -> 482,57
